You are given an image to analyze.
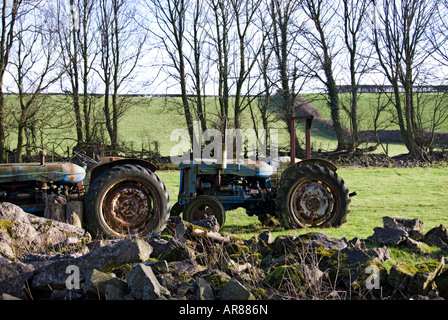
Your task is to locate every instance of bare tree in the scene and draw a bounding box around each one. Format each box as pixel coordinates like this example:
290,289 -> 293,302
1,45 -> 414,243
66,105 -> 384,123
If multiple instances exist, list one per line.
57,0 -> 98,151
145,0 -> 196,146
250,33 -> 279,158
10,7 -> 61,162
0,0 -> 25,162
299,0 -> 348,151
432,0 -> 448,67
368,83 -> 395,155
373,0 -> 438,160
230,0 -> 265,130
256,18 -> 276,135
340,0 -> 374,150
203,0 -> 231,126
186,0 -> 209,133
269,0 -> 312,158
97,0 -> 146,154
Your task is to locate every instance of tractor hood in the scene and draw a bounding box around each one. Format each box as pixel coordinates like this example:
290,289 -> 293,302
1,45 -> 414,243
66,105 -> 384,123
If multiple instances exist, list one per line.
179,159 -> 274,178
0,162 -> 86,184
224,159 -> 274,178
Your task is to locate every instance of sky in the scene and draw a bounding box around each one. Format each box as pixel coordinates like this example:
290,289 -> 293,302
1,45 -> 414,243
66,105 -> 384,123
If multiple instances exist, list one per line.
2,0 -> 448,96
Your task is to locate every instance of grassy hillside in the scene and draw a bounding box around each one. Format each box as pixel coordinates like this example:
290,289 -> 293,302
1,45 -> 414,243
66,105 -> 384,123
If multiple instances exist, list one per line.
121,93 -> 448,158
3,92 -> 447,159
303,92 -> 448,133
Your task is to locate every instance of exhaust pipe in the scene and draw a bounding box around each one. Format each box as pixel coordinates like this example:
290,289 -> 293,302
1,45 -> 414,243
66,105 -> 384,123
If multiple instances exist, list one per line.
219,118 -> 228,170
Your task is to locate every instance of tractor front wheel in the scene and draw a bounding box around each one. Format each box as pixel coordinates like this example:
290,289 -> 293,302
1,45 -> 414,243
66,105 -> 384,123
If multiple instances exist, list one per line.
275,164 -> 350,229
183,195 -> 226,229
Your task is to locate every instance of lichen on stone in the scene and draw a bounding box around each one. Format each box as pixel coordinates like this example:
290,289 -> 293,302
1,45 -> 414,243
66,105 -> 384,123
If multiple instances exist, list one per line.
0,219 -> 18,238
265,265 -> 305,290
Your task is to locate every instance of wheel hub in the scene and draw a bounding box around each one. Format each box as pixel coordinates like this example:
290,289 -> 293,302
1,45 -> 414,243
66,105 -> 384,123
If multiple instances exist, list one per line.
184,196 -> 226,228
305,195 -> 322,212
291,181 -> 334,226
190,204 -> 216,221
109,185 -> 152,228
101,179 -> 160,235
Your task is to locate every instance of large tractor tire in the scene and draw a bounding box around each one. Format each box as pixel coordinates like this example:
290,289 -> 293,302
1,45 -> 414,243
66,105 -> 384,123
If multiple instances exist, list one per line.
275,164 -> 350,229
84,164 -> 170,239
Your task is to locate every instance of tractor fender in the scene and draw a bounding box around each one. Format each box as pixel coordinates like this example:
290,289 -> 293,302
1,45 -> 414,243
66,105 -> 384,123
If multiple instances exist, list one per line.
89,158 -> 158,184
281,158 -> 337,180
296,158 -> 338,172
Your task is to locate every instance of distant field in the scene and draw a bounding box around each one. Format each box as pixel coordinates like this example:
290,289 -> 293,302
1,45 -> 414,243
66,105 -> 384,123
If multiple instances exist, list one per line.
110,92 -> 448,158
3,93 -> 448,158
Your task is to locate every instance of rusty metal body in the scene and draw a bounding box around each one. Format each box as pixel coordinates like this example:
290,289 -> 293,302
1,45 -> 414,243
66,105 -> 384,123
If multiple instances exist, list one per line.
0,162 -> 86,185
0,148 -> 169,238
0,151 -> 159,218
0,152 -> 86,214
178,158 -> 275,215
177,116 -> 319,215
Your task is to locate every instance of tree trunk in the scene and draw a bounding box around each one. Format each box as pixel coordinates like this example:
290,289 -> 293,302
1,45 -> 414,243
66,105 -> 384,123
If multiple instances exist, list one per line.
349,50 -> 359,149
82,11 -> 91,145
0,89 -> 5,162
104,89 -> 113,151
175,5 -> 194,148
350,83 -> 359,149
70,0 -> 83,145
193,0 -> 207,132
320,33 -> 347,151
212,1 -> 229,121
0,0 -> 21,163
326,73 -> 347,151
111,90 -> 118,154
73,91 -> 83,144
16,119 -> 25,162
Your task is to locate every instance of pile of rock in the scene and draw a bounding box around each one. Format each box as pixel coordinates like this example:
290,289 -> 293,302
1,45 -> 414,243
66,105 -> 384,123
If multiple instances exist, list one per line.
368,216 -> 448,253
0,202 -> 90,261
0,202 -> 447,300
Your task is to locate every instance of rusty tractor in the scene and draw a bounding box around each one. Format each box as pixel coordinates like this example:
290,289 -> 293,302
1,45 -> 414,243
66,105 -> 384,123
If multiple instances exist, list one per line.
171,116 -> 354,230
0,116 -> 353,238
0,151 -> 170,239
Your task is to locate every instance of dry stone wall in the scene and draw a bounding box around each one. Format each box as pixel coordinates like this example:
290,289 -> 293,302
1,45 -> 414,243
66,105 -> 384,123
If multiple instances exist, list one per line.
0,203 -> 447,300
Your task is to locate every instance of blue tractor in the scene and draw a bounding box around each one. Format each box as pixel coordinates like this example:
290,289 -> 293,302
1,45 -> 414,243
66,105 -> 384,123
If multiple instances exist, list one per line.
171,117 -> 353,230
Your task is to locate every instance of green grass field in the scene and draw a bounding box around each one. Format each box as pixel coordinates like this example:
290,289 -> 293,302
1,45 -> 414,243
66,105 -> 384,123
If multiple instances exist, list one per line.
158,166 -> 448,240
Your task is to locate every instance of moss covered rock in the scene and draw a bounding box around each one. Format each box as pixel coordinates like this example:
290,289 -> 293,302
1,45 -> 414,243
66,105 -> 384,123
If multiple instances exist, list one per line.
389,262 -> 418,290
203,269 -> 230,289
220,278 -> 255,300
162,244 -> 196,262
413,259 -> 445,294
265,265 -> 305,291
435,263 -> 448,299
0,203 -> 91,259
224,243 -> 250,259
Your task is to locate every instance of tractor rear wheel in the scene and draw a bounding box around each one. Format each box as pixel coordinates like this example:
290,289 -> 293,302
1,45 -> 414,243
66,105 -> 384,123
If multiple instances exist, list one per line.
275,164 -> 350,229
84,164 -> 170,238
183,195 -> 226,229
